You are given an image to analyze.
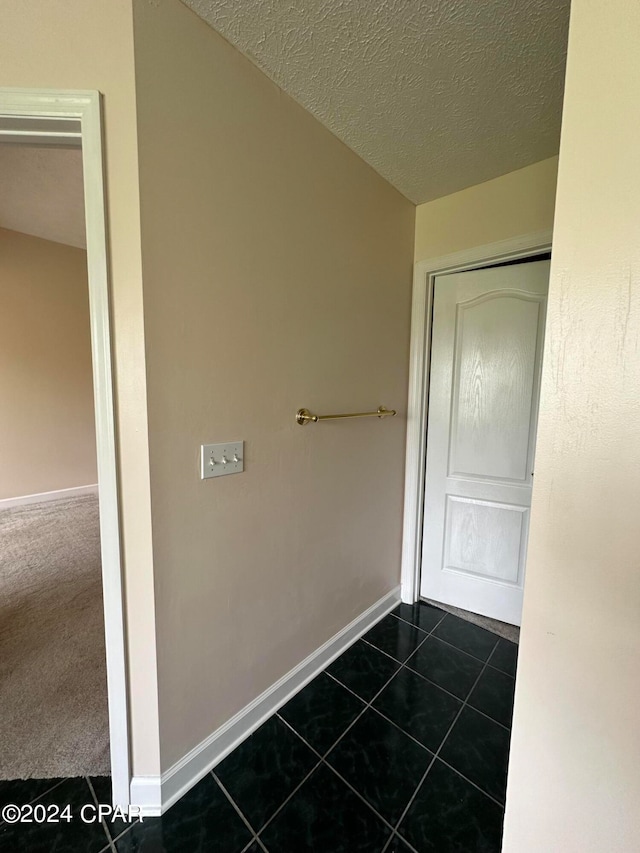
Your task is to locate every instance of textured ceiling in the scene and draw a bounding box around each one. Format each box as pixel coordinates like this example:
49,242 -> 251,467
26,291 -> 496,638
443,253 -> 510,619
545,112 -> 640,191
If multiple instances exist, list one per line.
183,0 -> 570,203
0,145 -> 85,248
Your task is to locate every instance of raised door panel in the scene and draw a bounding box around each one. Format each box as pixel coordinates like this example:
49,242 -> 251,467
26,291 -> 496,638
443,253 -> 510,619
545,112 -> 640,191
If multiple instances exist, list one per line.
449,292 -> 543,483
443,496 -> 528,585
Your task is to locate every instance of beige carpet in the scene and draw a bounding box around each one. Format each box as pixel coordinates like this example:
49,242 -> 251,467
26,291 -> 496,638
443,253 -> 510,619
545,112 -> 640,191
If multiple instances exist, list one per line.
0,494 -> 110,779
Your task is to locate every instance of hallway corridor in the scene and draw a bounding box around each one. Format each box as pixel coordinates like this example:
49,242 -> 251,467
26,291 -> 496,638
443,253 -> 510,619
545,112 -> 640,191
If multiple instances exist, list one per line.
0,601 -> 516,852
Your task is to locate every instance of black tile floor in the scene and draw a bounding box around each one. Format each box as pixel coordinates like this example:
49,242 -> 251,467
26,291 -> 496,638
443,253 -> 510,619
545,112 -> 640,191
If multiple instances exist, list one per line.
0,603 -> 518,852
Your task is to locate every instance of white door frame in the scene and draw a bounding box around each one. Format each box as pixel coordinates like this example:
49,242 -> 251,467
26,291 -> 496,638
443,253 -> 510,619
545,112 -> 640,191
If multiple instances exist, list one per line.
0,89 -> 130,806
400,230 -> 553,605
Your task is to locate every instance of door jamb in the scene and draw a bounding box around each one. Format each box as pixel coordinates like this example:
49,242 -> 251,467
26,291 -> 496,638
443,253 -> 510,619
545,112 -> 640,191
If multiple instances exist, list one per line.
0,89 -> 130,806
400,230 -> 553,605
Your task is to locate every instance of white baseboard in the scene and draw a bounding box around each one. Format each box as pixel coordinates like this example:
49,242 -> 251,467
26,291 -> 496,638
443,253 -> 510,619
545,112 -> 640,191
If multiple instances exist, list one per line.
129,776 -> 162,817
130,586 -> 400,815
0,484 -> 98,510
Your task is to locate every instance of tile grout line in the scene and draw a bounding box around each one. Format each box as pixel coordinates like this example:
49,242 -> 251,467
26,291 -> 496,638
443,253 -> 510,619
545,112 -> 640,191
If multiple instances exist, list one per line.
435,755 -> 505,808
268,605 -> 445,771
391,611 -> 509,668
393,607 -> 516,676
316,668 -> 458,758
380,609 -> 502,853
252,756 -> 323,838
319,610 -> 506,766
363,630 -> 512,728
85,776 -> 118,851
211,769 -> 267,851
245,837 -> 268,853
321,762 -> 421,853
108,821 -> 139,849
361,607 -> 449,668
362,612 -> 513,730
366,704 -> 447,756
270,621 -> 490,853
368,608 -> 509,671
389,639 -> 504,847
333,657 -> 508,808
108,804 -> 148,848
389,608 -> 447,639
389,608 -> 445,630
393,604 -> 517,649
422,633 -> 501,665
402,661 -> 512,732
224,606 -> 504,850
277,607 -> 503,847
275,711 -> 416,852
259,654 -> 413,841
380,829 -> 418,853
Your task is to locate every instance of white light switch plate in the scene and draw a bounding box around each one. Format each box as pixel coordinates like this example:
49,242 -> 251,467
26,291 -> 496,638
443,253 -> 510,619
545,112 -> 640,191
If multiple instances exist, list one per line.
201,441 -> 244,479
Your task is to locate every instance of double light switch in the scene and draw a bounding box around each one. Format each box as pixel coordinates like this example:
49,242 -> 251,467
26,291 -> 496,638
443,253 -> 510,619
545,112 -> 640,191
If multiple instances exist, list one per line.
200,441 -> 244,479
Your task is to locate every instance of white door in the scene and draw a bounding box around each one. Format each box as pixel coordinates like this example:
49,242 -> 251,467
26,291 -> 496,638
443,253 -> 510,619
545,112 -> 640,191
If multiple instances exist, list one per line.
420,260 -> 549,625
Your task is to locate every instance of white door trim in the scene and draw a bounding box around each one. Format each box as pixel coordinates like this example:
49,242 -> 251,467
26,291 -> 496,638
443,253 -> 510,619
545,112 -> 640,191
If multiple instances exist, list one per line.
0,89 -> 130,806
400,230 -> 553,605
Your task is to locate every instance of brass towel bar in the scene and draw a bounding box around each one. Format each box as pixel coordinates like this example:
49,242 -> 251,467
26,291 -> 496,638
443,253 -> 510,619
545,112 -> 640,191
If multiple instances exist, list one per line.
296,406 -> 396,426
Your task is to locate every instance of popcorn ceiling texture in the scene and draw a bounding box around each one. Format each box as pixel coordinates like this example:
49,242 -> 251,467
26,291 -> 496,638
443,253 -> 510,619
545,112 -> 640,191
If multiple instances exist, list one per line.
182,0 -> 570,203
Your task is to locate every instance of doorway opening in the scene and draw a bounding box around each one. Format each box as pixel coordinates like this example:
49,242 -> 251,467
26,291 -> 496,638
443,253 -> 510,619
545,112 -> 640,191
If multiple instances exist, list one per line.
400,232 -> 553,632
0,90 -> 129,807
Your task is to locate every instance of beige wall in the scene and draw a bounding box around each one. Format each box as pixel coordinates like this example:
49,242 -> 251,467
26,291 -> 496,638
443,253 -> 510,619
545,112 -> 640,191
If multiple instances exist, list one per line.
132,0 -> 415,770
414,156 -> 558,262
0,0 -> 160,775
0,228 -> 96,499
503,0 -> 640,850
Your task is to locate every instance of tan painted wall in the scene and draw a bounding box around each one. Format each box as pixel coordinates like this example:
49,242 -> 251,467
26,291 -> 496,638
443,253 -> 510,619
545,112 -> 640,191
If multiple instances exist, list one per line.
414,157 -> 558,262
0,0 -> 160,775
502,1 -> 640,850
0,228 -> 96,499
132,0 -> 415,770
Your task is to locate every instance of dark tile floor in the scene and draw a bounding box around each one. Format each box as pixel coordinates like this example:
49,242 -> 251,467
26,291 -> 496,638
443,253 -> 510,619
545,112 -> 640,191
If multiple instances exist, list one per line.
0,603 -> 518,852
